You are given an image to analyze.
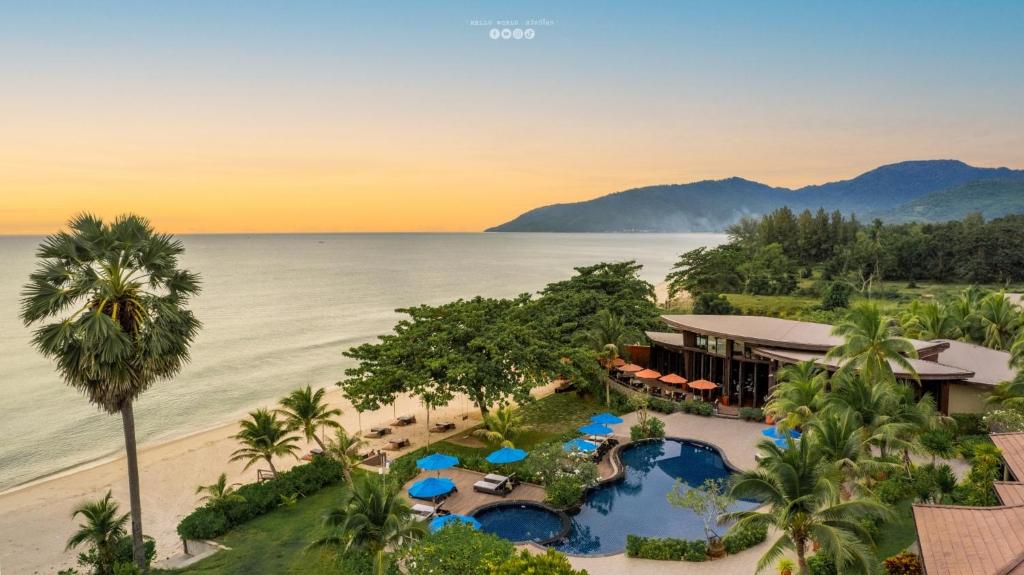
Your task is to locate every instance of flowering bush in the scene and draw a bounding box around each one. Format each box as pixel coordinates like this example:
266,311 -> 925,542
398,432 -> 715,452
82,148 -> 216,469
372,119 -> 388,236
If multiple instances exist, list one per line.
883,551 -> 923,575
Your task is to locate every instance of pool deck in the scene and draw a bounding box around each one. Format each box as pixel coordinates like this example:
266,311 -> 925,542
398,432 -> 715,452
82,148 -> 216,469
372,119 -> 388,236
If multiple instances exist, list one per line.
402,467 -> 547,515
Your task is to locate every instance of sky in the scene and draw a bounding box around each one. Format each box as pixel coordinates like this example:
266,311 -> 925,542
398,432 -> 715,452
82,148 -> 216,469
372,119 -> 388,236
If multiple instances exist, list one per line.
1,1 -> 1022,234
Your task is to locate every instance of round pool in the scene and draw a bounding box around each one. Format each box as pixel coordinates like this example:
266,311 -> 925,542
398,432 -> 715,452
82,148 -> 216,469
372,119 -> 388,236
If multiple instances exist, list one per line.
552,438 -> 758,555
473,502 -> 567,544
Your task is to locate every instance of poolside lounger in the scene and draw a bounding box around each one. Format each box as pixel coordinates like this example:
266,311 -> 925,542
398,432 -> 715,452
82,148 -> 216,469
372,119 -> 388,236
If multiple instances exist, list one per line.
473,480 -> 509,496
483,473 -> 509,484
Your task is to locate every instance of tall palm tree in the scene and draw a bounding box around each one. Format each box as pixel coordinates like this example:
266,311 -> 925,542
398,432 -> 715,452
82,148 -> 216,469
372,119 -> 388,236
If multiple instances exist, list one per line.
824,373 -> 899,453
900,300 -> 958,341
277,385 -> 342,452
312,476 -> 426,575
325,427 -> 367,482
765,361 -> 826,429
977,291 -> 1021,351
577,309 -> 636,405
21,214 -> 201,566
195,473 -> 245,507
986,373 -> 1024,409
724,439 -> 889,575
826,303 -> 918,386
230,408 -> 300,475
807,409 -> 893,495
950,286 -> 986,344
66,491 -> 130,575
472,406 -> 522,448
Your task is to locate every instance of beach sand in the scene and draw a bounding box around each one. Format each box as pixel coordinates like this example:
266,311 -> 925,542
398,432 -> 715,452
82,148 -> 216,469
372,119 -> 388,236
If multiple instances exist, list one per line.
0,384 -> 548,574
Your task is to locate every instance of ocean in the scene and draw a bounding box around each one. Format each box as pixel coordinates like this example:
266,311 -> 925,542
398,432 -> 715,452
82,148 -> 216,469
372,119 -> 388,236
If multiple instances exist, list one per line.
0,232 -> 724,490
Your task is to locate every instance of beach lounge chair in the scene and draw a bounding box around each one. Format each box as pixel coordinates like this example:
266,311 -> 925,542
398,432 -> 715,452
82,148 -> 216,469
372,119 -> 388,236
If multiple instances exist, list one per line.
384,437 -> 411,451
473,480 -> 509,496
483,473 -> 509,484
429,421 -> 455,433
393,414 -> 416,426
411,502 -> 445,521
366,426 -> 391,438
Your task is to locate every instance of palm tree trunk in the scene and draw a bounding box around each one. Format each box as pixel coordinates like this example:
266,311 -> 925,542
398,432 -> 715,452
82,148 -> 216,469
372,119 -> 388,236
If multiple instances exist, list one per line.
605,368 -> 612,406
266,456 -> 277,475
312,434 -> 327,453
120,401 -> 146,568
796,539 -> 808,575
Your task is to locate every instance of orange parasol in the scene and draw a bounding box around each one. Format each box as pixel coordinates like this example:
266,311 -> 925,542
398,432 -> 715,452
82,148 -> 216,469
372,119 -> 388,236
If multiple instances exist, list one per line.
618,363 -> 643,373
611,357 -> 627,367
634,369 -> 662,379
659,373 -> 688,386
687,379 -> 718,390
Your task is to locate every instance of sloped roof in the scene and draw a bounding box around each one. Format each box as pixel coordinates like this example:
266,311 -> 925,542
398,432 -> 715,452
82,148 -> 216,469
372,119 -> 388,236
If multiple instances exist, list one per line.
913,503 -> 1024,575
992,433 -> 1024,480
645,331 -> 685,349
995,482 -> 1024,506
752,347 -> 974,381
935,339 -> 1016,386
660,314 -> 945,354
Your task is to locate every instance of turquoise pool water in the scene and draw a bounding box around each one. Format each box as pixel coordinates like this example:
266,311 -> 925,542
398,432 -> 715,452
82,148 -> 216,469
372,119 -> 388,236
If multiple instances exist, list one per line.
474,502 -> 565,543
552,438 -> 758,555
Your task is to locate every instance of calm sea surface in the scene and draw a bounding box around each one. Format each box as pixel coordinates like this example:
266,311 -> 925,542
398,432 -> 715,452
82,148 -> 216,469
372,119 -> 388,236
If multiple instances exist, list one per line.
0,233 -> 724,490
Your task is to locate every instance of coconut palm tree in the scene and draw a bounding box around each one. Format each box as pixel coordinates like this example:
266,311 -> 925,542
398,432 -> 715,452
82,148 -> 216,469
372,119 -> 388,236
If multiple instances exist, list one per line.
325,427 -> 367,482
66,491 -> 130,575
765,361 -> 826,429
826,303 -> 918,386
899,300 -> 958,341
195,473 -> 245,507
577,309 -> 637,405
312,476 -> 425,575
277,385 -> 342,452
724,438 -> 889,575
977,291 -> 1021,351
807,409 -> 893,494
950,286 -> 986,344
824,373 -> 899,453
21,214 -> 201,566
472,406 -> 522,448
230,408 -> 300,475
986,373 -> 1024,409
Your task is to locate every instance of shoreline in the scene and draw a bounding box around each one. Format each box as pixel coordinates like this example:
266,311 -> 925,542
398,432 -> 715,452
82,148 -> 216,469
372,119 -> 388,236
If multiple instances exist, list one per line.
0,383 -> 547,574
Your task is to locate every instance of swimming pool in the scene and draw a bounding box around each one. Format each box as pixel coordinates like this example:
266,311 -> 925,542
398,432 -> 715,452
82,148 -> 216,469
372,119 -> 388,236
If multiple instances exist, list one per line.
552,438 -> 759,555
473,501 -> 569,544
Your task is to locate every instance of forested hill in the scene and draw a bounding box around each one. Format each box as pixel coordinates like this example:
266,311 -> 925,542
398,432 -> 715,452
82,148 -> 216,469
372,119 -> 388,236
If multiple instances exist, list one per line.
487,160 -> 1024,232
882,181 -> 1024,223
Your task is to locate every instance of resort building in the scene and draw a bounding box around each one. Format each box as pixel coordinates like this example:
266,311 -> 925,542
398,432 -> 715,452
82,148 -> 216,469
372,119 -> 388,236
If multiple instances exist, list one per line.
913,432 -> 1024,574
643,315 -> 1013,414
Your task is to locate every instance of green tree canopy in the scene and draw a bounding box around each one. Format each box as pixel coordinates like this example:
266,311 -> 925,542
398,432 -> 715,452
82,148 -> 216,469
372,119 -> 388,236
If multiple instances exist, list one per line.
665,245 -> 744,297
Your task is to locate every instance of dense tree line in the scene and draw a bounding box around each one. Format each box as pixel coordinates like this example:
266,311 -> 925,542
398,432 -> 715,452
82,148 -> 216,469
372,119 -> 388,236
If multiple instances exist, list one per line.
668,208 -> 1024,298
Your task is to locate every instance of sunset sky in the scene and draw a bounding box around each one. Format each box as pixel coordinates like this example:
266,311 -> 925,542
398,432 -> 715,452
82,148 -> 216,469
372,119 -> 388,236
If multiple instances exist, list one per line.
1,1 -> 1022,234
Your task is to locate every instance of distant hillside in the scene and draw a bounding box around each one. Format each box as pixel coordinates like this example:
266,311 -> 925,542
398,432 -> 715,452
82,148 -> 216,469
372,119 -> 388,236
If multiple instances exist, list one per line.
487,160 -> 1024,232
883,180 -> 1024,223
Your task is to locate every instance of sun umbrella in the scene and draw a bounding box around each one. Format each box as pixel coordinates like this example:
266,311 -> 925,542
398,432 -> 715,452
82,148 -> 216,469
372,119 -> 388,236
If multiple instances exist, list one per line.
563,438 -> 599,453
408,477 -> 456,499
429,514 -> 480,533
634,369 -> 662,379
416,453 -> 459,471
659,373 -> 688,386
687,379 -> 718,390
618,363 -> 643,373
590,412 -> 624,425
578,423 -> 614,436
774,437 -> 798,449
486,447 -> 528,465
610,357 -> 626,367
762,427 -> 801,440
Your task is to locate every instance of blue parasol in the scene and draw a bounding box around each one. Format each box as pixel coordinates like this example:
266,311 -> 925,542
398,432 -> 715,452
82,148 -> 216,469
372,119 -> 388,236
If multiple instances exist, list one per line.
416,453 -> 459,471
761,426 -> 801,440
486,447 -> 528,465
429,514 -> 481,533
578,423 -> 614,436
590,412 -> 624,425
563,438 -> 599,453
408,477 -> 456,499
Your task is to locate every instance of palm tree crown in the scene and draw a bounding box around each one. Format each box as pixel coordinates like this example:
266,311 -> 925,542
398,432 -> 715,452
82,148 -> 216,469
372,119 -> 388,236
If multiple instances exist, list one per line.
827,303 -> 918,386
196,473 -> 245,507
231,408 -> 300,474
66,491 -> 130,575
978,291 -> 1021,351
277,385 -> 342,452
765,361 -> 826,429
325,427 -> 367,482
472,406 -> 522,448
577,309 -> 637,405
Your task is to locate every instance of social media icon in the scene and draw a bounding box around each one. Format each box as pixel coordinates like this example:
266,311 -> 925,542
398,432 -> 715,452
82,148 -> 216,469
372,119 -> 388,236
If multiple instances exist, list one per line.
512,28 -> 524,40
501,28 -> 512,39
524,28 -> 536,39
489,28 -> 500,39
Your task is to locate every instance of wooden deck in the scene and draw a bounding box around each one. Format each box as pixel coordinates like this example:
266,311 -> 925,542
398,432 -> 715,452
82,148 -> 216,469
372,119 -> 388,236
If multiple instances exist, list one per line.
402,467 -> 546,515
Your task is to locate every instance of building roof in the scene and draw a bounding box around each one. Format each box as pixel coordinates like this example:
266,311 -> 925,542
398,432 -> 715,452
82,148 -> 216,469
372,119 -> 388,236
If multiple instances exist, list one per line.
645,331 -> 685,349
935,339 -> 1016,386
913,503 -> 1024,575
660,314 -> 945,354
992,433 -> 1024,480
752,347 -> 974,381
995,482 -> 1024,506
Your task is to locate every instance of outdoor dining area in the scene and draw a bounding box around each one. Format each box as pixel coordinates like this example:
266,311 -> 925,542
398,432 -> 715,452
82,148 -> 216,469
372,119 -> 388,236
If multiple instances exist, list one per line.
614,360 -> 721,403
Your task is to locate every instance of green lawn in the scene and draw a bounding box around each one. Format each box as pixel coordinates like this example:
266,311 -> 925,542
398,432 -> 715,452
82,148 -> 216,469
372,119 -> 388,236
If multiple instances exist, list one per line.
163,392 -> 609,574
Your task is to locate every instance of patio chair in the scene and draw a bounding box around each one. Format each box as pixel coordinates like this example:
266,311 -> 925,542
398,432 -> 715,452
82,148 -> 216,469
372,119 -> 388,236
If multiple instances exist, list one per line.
473,480 -> 510,496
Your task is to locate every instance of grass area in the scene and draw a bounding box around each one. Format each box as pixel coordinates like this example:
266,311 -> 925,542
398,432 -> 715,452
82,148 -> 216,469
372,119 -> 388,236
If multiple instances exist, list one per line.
162,482 -> 350,575
164,393 -> 609,574
873,498 -> 918,559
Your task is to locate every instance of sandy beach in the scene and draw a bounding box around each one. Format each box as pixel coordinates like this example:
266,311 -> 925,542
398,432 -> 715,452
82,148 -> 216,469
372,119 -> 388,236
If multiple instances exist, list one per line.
0,384 -> 532,574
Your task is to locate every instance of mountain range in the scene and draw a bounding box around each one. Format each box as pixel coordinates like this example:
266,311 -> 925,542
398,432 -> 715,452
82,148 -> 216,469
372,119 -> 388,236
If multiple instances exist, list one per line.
486,160 -> 1024,232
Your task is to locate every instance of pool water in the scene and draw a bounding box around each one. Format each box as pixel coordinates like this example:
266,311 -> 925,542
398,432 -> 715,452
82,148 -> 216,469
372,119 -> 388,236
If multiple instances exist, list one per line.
553,439 -> 759,555
474,503 -> 565,543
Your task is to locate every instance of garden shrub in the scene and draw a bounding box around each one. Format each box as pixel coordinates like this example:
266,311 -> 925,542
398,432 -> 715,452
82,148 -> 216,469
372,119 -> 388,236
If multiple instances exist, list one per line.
721,521 -> 768,554
544,474 -> 587,509
692,293 -> 735,315
950,413 -> 986,436
737,407 -> 764,422
648,397 -> 677,414
625,535 -> 706,561
883,551 -> 923,575
955,434 -> 993,460
692,402 -> 714,416
807,553 -> 838,575
489,548 -> 587,575
630,416 -> 665,441
820,281 -> 852,310
177,456 -> 344,540
404,523 -> 514,575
